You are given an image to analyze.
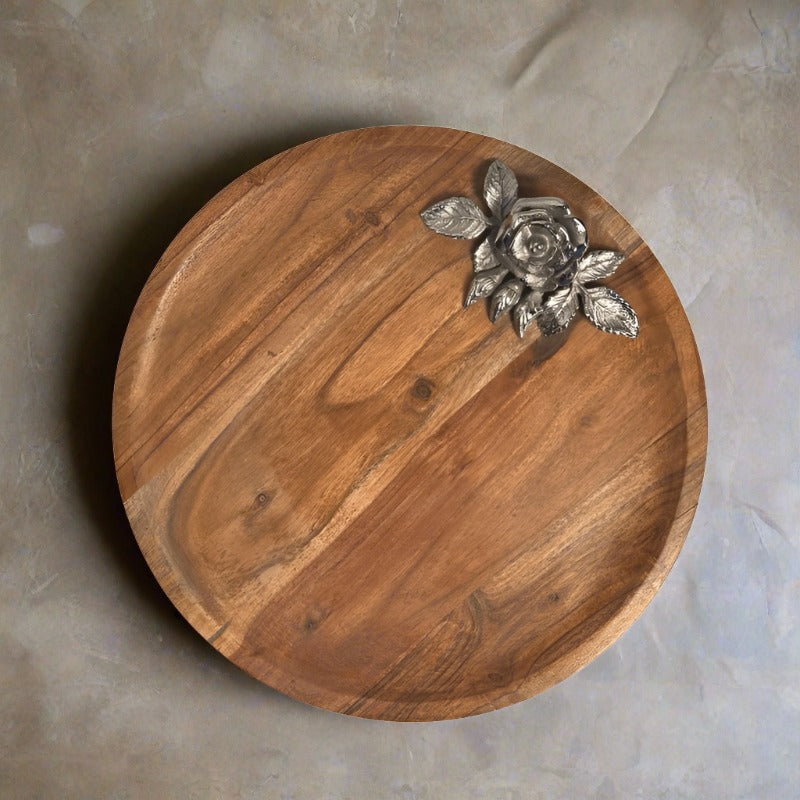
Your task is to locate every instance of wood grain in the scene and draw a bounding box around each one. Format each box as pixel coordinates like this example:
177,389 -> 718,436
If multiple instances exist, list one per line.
112,126 -> 707,720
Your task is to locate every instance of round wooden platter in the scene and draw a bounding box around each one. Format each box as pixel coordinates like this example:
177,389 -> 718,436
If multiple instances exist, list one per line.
112,126 -> 707,721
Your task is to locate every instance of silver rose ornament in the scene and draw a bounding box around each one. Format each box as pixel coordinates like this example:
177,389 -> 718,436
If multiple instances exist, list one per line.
421,160 -> 639,339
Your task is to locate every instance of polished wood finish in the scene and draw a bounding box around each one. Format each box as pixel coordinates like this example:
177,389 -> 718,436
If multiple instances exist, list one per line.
112,126 -> 707,720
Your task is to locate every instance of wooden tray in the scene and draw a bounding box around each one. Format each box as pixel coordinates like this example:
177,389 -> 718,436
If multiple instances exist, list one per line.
112,126 -> 707,720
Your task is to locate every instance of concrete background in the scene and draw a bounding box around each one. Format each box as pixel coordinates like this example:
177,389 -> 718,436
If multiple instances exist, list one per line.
1,1 -> 798,797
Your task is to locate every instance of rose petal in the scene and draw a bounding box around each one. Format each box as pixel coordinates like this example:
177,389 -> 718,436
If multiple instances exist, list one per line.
562,215 -> 588,250
522,197 -> 573,216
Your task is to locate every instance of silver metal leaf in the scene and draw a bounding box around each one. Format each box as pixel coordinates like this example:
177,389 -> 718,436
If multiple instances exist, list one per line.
580,285 -> 639,338
512,291 -> 543,338
465,267 -> 508,307
489,279 -> 524,322
472,237 -> 500,272
576,250 -> 625,283
536,286 -> 579,336
483,160 -> 518,220
421,196 -> 489,239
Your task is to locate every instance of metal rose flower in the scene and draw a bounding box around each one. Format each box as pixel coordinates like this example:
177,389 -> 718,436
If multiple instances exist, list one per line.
421,160 -> 639,339
494,197 -> 587,293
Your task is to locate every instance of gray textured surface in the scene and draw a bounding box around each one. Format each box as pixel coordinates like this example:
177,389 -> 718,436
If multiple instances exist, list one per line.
1,1 -> 798,797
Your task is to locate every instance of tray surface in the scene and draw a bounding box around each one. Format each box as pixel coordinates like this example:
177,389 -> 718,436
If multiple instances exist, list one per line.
112,126 -> 707,720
